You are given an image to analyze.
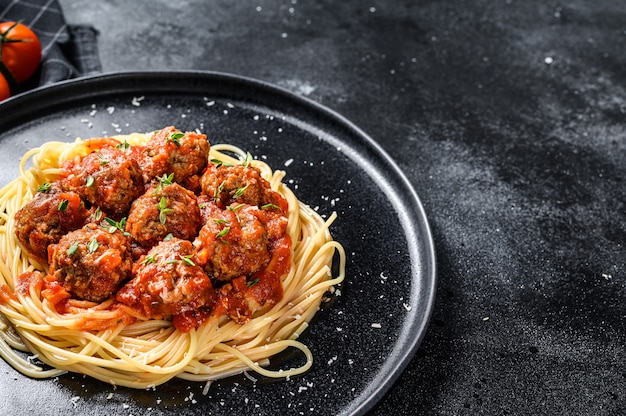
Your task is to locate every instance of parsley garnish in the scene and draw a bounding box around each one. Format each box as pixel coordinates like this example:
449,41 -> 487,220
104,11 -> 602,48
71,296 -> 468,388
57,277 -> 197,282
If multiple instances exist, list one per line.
37,183 -> 51,193
85,175 -> 95,187
96,152 -> 109,166
211,158 -> 233,168
232,184 -> 249,199
227,203 -> 245,212
180,254 -> 195,266
261,203 -> 281,210
58,199 -> 69,211
140,254 -> 156,265
158,197 -> 174,224
213,180 -> 226,203
166,132 -> 184,146
242,152 -> 253,167
215,226 -> 230,239
87,238 -> 99,253
154,173 -> 174,194
247,278 -> 260,287
116,140 -> 131,151
94,207 -> 103,221
67,242 -> 79,256
104,217 -> 130,236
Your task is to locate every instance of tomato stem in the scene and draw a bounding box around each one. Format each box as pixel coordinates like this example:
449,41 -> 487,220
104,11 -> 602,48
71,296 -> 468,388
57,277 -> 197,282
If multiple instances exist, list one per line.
0,21 -> 21,40
3,38 -> 34,43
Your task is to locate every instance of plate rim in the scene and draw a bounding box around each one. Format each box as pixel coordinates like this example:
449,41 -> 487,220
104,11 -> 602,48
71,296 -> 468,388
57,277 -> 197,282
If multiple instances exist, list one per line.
0,70 -> 437,415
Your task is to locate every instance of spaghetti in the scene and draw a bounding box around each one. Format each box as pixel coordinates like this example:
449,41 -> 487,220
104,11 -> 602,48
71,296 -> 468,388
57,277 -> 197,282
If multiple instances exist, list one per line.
0,129 -> 345,388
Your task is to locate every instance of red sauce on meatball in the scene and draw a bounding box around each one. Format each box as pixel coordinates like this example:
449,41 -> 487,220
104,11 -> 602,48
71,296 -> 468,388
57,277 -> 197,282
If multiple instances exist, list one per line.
61,145 -> 144,218
14,188 -> 90,263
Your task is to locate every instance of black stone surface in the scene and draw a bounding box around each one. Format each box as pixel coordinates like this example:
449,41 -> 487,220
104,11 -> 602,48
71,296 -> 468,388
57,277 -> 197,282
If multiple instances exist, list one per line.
28,0 -> 626,414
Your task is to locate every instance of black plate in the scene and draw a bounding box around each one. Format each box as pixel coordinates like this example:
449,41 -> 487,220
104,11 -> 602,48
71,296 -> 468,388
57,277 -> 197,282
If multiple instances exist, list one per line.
0,71 -> 436,416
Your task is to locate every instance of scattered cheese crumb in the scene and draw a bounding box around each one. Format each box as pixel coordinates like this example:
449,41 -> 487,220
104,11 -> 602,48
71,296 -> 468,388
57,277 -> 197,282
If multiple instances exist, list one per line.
70,396 -> 79,408
131,96 -> 145,106
371,323 -> 382,329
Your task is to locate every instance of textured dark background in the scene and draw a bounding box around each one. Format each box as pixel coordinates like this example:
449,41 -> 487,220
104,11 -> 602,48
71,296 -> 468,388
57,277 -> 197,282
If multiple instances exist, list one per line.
51,0 -> 626,414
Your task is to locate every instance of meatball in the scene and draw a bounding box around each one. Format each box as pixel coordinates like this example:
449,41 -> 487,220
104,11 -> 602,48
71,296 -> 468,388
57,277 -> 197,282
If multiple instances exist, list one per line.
48,223 -> 133,303
137,126 -> 209,187
194,201 -> 270,281
200,162 -> 288,212
14,188 -> 89,263
200,162 -> 266,207
116,238 -> 216,332
61,145 -> 144,217
125,182 -> 201,253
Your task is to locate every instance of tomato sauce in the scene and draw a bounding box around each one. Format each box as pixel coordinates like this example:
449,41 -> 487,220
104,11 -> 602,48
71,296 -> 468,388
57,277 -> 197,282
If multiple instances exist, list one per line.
0,284 -> 17,304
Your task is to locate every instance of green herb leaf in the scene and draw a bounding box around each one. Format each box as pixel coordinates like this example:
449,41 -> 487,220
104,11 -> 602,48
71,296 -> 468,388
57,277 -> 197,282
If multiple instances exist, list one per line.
116,140 -> 131,151
242,152 -> 253,167
211,158 -> 233,168
227,203 -> 245,212
180,254 -> 195,266
140,254 -> 156,265
37,182 -> 51,193
58,199 -> 69,211
104,217 -> 128,234
232,184 -> 249,199
87,238 -> 99,253
157,197 -> 174,224
261,203 -> 281,210
163,233 -> 174,241
166,132 -> 184,146
67,242 -> 79,256
247,278 -> 260,287
96,152 -> 109,166
212,218 -> 230,226
215,226 -> 230,239
85,175 -> 95,187
94,207 -> 103,221
154,173 -> 175,194
213,180 -> 226,203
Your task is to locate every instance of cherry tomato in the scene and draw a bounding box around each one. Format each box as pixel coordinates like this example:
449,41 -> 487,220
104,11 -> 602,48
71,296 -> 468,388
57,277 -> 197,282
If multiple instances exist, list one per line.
0,72 -> 9,100
0,21 -> 42,84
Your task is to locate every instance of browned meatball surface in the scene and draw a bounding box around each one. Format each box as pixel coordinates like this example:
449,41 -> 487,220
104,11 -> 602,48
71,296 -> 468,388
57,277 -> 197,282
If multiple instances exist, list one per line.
116,238 -> 216,332
48,223 -> 134,303
61,146 -> 144,217
200,162 -> 271,208
14,188 -> 90,263
194,201 -> 270,282
125,182 -> 201,253
136,126 -> 209,187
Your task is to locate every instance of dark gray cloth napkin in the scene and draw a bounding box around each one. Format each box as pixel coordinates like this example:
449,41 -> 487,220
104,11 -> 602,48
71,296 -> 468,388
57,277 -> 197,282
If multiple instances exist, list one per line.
0,0 -> 101,93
